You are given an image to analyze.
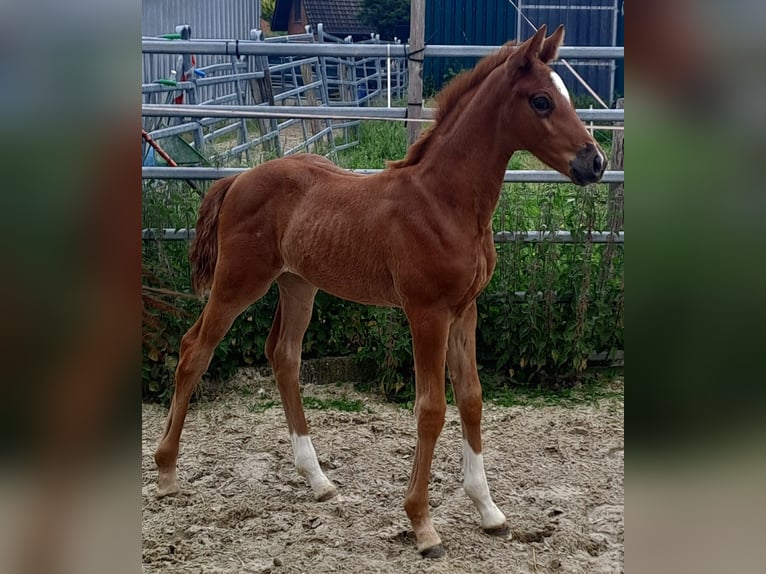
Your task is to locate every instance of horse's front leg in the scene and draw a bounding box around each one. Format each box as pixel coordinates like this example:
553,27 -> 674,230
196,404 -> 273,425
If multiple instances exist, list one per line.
447,300 -> 508,534
268,273 -> 336,501
403,308 -> 450,558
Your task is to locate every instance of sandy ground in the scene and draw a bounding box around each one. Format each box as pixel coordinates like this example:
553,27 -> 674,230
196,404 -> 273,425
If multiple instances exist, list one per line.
142,370 -> 623,573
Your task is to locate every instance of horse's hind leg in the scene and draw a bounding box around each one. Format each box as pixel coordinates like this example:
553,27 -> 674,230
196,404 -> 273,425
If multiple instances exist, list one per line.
446,300 -> 507,533
154,276 -> 274,497
266,273 -> 336,501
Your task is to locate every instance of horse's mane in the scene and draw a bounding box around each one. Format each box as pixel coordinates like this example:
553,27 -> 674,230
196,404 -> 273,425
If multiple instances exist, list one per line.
388,41 -> 519,169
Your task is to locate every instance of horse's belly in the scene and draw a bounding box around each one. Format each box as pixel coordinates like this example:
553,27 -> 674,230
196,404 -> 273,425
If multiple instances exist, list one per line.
282,254 -> 400,308
321,282 -> 400,308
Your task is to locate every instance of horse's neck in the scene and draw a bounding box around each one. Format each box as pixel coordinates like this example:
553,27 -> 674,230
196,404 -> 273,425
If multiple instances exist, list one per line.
417,83 -> 516,228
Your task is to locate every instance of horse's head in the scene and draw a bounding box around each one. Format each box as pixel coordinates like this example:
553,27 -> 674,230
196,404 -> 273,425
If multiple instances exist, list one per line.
502,25 -> 607,186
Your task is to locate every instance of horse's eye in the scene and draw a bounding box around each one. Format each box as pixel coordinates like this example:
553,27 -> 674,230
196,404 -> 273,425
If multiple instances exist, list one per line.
531,96 -> 552,112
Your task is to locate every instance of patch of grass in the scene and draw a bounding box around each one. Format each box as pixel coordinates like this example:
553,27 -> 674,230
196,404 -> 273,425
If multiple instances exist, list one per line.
392,368 -> 622,411
302,396 -> 365,412
247,400 -> 279,413
336,120 -> 407,169
486,368 -> 624,408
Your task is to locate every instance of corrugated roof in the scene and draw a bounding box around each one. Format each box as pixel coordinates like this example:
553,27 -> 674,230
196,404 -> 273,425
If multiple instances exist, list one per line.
272,0 -> 373,37
305,0 -> 373,36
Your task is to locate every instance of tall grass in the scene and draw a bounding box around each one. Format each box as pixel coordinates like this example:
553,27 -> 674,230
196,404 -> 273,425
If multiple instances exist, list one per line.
337,121 -> 408,168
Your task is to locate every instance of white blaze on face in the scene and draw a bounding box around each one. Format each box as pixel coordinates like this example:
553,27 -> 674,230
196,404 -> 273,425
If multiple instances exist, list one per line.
462,440 -> 507,529
550,71 -> 571,103
291,433 -> 336,499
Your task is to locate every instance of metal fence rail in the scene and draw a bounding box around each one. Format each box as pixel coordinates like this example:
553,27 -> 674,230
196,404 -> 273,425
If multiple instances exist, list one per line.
142,104 -> 623,123
142,166 -> 624,183
143,37 -> 625,246
142,168 -> 626,243
142,39 -> 623,59
142,35 -> 623,164
142,228 -> 624,244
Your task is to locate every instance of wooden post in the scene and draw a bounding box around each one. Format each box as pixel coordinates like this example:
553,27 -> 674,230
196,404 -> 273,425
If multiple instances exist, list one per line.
315,24 -> 336,151
406,0 -> 425,146
599,97 -> 623,293
248,31 -> 281,156
608,98 -> 624,230
300,63 -> 322,136
340,38 -> 353,103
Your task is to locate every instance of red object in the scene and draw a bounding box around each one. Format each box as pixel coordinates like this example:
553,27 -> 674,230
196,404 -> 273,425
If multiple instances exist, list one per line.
174,55 -> 197,105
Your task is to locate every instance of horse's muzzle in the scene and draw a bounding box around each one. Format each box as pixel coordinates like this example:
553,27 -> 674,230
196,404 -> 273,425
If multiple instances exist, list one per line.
569,143 -> 607,185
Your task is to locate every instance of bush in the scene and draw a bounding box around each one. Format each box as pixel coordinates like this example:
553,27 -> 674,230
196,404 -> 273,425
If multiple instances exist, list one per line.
359,0 -> 410,40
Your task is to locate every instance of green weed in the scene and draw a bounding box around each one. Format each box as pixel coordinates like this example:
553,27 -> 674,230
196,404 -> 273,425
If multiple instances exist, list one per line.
487,368 -> 624,408
301,396 -> 366,412
248,400 -> 279,413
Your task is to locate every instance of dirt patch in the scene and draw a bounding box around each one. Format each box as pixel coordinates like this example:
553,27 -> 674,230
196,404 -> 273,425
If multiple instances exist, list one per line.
143,369 -> 623,573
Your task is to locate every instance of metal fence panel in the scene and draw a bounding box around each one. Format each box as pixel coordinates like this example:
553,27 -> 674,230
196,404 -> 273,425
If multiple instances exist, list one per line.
142,30 -> 415,165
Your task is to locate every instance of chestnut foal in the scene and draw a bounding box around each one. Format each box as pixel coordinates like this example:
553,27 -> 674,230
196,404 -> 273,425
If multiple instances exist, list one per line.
154,25 -> 606,558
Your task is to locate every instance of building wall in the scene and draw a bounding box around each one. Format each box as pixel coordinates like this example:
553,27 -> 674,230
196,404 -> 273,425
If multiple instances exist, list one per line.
287,3 -> 309,35
142,0 -> 262,84
517,0 -> 619,103
425,0 -> 623,103
615,0 -> 624,97
424,0 -> 517,96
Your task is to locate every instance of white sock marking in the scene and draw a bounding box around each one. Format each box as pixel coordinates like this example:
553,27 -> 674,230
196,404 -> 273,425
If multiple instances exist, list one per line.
463,440 -> 507,529
291,433 -> 335,498
550,71 -> 571,102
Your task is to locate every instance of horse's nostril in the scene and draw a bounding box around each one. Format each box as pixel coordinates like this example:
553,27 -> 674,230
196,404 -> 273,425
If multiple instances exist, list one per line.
593,153 -> 603,174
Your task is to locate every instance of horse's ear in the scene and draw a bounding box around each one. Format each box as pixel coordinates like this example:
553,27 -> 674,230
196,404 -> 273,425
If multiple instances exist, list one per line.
540,25 -> 565,63
519,25 -> 547,68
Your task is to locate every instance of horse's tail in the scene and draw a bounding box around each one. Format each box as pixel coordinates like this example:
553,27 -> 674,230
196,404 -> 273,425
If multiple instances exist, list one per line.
190,175 -> 237,297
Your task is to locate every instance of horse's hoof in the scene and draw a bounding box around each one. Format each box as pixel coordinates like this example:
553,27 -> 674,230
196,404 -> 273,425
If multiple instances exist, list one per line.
316,487 -> 338,502
155,472 -> 181,498
156,484 -> 180,498
420,544 -> 446,560
483,523 -> 510,537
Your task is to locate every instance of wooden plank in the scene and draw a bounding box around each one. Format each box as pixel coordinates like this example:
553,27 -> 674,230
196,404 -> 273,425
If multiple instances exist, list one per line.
608,98 -> 624,230
300,62 -> 322,136
248,55 -> 281,156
